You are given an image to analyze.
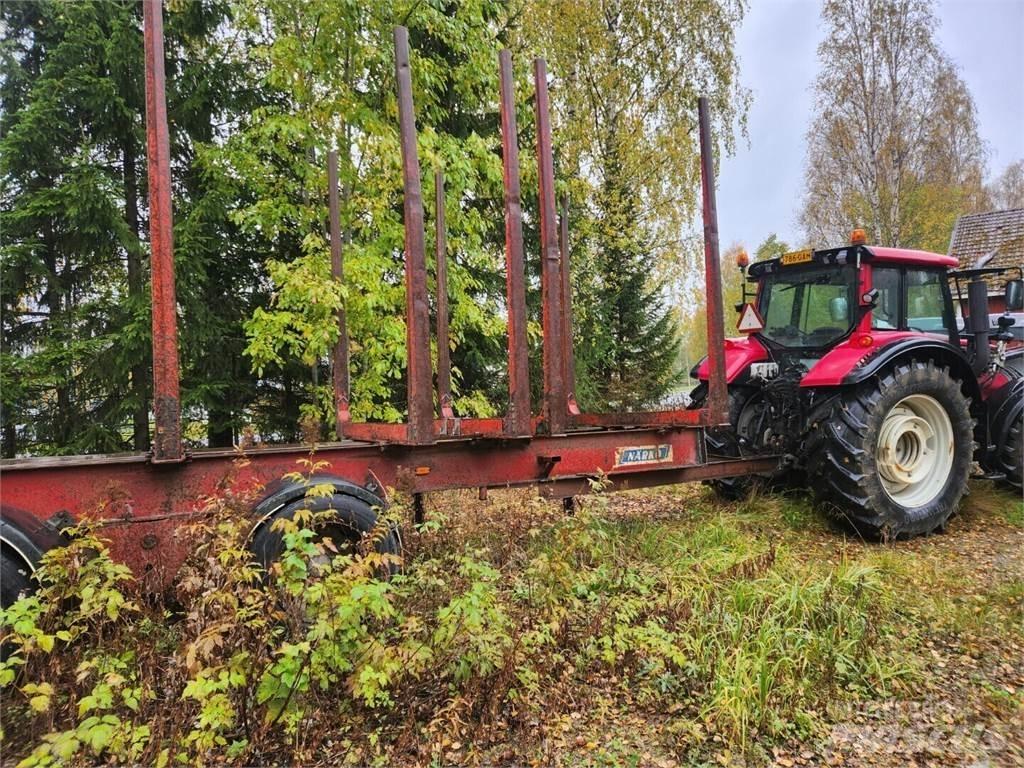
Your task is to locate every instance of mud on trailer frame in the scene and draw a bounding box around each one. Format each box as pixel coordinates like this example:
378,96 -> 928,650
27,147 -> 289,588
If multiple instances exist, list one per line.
0,1 -> 778,591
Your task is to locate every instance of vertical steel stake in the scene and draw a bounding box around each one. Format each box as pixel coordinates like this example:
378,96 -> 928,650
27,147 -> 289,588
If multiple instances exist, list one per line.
434,168 -> 455,419
498,50 -> 531,437
533,58 -> 567,435
559,195 -> 580,416
698,97 -> 728,426
328,150 -> 350,437
143,0 -> 183,462
394,26 -> 434,444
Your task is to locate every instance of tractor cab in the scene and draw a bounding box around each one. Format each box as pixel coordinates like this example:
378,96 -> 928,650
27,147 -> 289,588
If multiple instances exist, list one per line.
743,239 -> 960,372
692,233 -> 1022,388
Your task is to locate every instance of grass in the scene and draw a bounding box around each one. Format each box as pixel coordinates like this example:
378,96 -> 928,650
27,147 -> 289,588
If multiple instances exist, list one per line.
1,475 -> 1021,767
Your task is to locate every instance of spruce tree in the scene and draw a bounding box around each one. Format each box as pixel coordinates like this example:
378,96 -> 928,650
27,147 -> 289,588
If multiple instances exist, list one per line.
575,139 -> 681,410
1,1 -> 139,454
1,0 -> 264,454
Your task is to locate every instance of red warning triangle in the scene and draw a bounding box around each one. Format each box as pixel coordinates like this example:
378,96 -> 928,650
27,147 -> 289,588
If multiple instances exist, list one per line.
736,303 -> 764,333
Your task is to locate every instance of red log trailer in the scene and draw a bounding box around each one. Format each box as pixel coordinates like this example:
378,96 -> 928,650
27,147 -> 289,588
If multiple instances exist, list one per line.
2,3 -> 1021,606
0,7 -> 763,602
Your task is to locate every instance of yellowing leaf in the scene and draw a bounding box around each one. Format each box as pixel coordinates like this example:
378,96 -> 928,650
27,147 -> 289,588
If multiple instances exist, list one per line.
29,694 -> 50,712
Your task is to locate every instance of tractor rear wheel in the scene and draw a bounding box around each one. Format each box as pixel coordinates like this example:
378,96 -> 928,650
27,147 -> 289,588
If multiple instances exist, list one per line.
807,360 -> 973,539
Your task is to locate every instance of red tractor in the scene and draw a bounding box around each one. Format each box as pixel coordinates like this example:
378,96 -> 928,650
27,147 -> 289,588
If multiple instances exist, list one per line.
690,232 -> 1024,538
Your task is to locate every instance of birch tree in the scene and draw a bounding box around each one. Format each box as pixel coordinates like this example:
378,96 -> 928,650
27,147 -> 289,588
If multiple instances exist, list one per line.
988,161 -> 1024,210
800,0 -> 986,252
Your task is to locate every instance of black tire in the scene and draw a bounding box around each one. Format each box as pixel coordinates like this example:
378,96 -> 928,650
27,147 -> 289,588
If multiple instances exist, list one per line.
1000,412 -> 1023,489
690,384 -> 764,500
806,360 -> 974,539
1,547 -> 34,609
249,493 -> 402,574
2,548 -> 35,660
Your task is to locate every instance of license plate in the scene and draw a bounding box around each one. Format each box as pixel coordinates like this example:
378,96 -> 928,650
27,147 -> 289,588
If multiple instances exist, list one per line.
750,362 -> 779,380
781,249 -> 813,265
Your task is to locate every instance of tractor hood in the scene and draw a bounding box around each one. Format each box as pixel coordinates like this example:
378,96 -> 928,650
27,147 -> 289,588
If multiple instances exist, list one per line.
695,331 -> 946,389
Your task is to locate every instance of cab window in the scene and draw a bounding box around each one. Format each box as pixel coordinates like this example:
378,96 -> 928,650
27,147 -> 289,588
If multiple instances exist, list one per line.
758,264 -> 855,347
764,282 -> 796,330
906,269 -> 950,332
871,267 -> 900,330
870,266 -> 952,334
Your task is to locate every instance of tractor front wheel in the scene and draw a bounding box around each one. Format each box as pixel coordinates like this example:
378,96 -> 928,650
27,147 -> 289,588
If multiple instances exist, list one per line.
689,384 -> 765,500
807,360 -> 973,539
1000,412 -> 1023,489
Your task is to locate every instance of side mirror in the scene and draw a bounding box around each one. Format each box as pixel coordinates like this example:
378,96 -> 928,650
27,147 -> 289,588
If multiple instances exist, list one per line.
829,296 -> 848,322
861,288 -> 879,307
1006,279 -> 1024,312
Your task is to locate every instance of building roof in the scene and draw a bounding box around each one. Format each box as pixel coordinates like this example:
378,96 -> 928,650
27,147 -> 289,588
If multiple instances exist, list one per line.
948,209 -> 1024,289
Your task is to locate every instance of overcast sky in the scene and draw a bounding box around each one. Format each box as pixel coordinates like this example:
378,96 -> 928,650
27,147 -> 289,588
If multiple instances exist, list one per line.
714,0 -> 1024,255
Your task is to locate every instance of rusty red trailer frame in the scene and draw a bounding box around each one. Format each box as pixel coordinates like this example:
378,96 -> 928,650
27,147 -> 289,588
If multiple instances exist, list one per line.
0,5 -> 771,582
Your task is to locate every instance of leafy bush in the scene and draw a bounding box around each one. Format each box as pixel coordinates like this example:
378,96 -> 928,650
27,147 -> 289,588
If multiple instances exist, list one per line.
0,471 -> 915,765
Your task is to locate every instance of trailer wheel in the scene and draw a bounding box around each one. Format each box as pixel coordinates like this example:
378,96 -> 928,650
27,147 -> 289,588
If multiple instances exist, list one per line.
249,493 -> 401,576
808,360 -> 973,539
1,547 -> 34,609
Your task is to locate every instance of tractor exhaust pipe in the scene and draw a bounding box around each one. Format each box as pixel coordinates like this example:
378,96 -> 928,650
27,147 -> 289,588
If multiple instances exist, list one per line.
967,278 -> 990,374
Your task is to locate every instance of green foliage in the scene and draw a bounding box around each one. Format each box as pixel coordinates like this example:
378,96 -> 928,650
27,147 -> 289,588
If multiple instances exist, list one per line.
224,0 -> 512,426
755,234 -> 790,263
0,526 -> 146,766
522,0 -> 749,410
0,471 -> 923,765
0,0 -> 264,454
574,168 -> 683,409
3,0 -> 753,451
511,503 -> 909,752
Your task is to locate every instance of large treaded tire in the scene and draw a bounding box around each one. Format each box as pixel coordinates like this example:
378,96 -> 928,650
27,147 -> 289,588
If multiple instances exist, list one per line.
690,384 -> 763,501
2,549 -> 35,660
806,360 -> 974,539
1,547 -> 34,609
250,493 -> 402,575
1000,412 -> 1023,489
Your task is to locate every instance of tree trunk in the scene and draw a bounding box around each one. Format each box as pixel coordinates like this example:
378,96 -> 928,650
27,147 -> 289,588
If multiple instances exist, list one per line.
124,139 -> 151,451
43,221 -> 72,447
2,419 -> 16,459
207,407 -> 235,447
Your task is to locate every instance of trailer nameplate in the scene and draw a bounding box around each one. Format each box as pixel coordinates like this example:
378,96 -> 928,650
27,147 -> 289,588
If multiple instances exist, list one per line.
614,444 -> 672,468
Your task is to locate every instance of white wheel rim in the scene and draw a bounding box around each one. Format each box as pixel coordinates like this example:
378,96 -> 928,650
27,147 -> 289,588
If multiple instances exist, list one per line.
876,394 -> 954,508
